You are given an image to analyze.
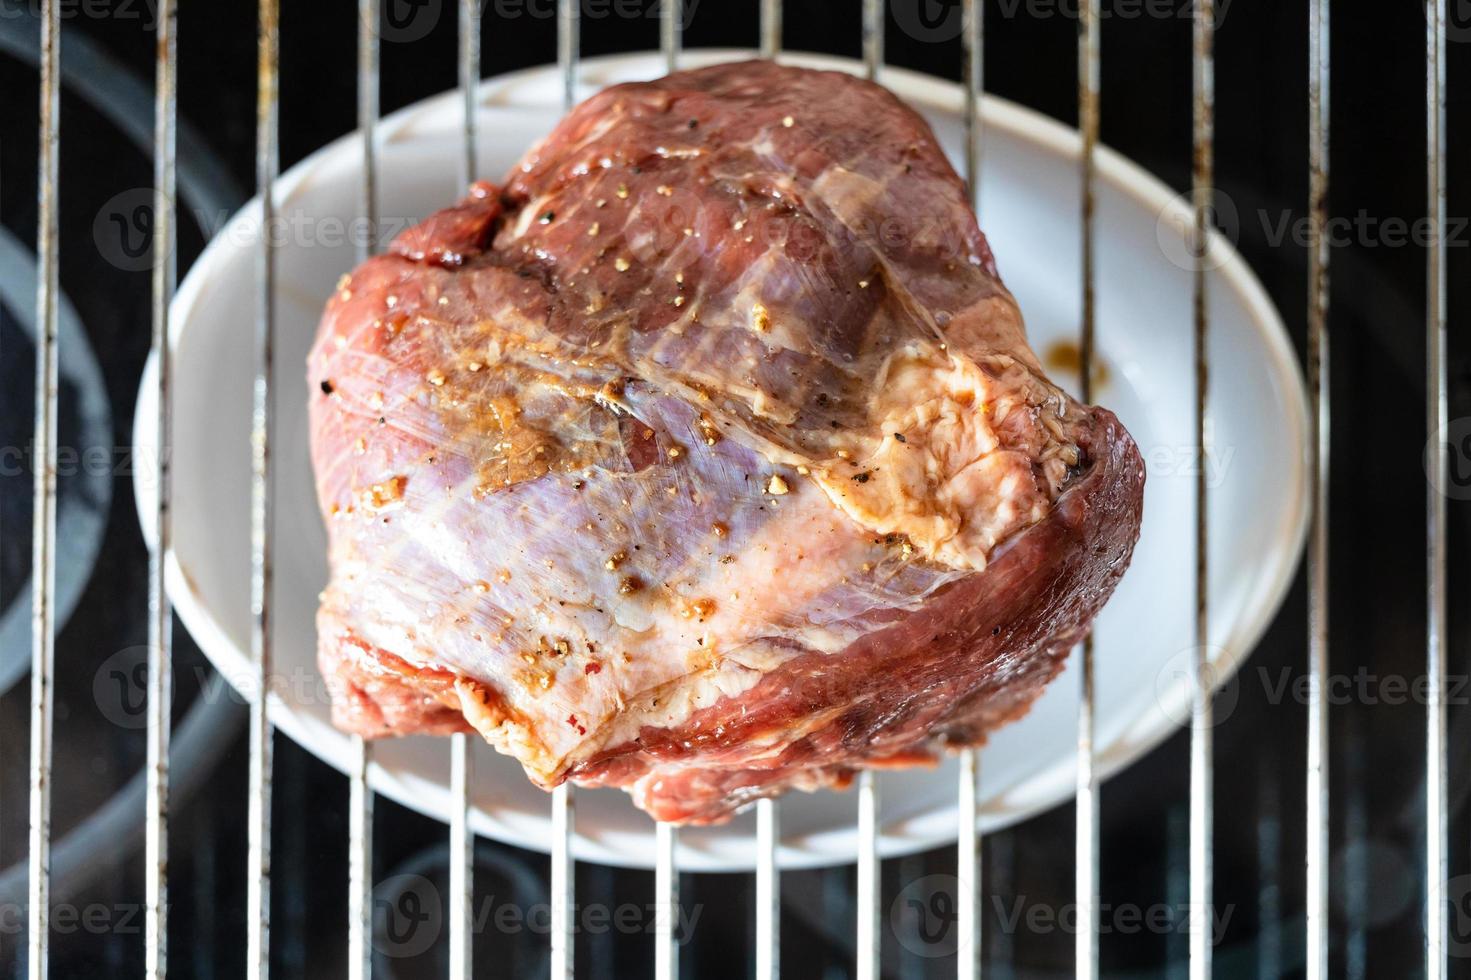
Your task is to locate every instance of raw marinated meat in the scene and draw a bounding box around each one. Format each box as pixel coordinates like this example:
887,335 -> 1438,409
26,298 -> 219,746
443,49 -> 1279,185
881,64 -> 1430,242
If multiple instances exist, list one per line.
308,60 -> 1144,824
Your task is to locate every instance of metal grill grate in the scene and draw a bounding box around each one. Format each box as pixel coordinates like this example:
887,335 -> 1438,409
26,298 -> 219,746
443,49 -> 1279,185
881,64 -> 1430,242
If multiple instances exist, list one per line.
17,1 -> 1456,977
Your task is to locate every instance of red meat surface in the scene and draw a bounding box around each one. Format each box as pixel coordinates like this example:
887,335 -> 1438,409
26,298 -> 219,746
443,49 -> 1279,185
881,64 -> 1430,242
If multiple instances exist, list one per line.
308,60 -> 1144,824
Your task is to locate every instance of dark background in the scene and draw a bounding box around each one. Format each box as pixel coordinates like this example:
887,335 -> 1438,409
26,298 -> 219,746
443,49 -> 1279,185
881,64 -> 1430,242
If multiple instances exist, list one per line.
1,0 -> 1469,976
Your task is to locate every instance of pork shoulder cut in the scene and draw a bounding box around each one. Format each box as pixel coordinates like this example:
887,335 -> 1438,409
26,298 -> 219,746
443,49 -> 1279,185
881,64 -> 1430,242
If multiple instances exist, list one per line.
308,60 -> 1144,824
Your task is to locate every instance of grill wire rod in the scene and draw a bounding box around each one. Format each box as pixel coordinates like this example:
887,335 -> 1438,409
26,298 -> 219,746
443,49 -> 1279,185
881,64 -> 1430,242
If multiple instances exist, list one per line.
859,17 -> 885,977
760,0 -> 781,61
755,798 -> 780,980
855,771 -> 880,980
957,4 -> 985,975
145,0 -> 179,976
1424,0 -> 1449,976
747,12 -> 786,980
1304,0 -> 1331,977
662,0 -> 681,73
862,0 -> 883,82
1075,0 -> 1101,974
345,2 -> 380,978
654,820 -> 679,980
246,0 -> 281,975
1188,0 -> 1215,977
549,12 -> 581,980
652,7 -> 683,978
447,4 -> 481,977
27,0 -> 61,975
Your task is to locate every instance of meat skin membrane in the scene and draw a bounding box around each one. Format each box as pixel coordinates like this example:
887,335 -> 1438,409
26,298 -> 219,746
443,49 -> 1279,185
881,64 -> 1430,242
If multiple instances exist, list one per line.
308,60 -> 1144,824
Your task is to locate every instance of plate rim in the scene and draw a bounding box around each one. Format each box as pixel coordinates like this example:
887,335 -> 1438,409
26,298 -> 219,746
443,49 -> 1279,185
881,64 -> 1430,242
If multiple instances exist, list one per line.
133,48 -> 1310,871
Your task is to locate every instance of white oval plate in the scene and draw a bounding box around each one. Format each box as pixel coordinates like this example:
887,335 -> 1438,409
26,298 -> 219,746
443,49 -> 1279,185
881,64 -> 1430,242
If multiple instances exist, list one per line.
135,50 -> 1308,871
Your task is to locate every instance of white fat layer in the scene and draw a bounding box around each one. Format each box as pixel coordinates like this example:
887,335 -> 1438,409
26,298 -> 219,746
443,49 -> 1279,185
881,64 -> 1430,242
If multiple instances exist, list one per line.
813,345 -> 1073,571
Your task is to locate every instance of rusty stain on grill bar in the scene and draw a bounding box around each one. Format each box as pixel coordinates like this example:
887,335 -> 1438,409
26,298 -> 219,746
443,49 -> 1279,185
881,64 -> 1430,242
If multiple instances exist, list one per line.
29,0 -> 61,975
460,0 -> 479,188
1075,0 -> 1101,975
248,0 -> 280,976
146,1 -> 179,976
1304,1 -> 1330,978
1189,1 -> 1214,978
962,0 -> 983,212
